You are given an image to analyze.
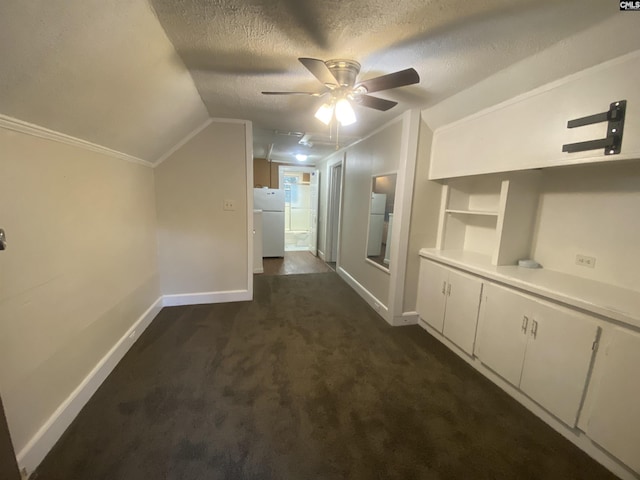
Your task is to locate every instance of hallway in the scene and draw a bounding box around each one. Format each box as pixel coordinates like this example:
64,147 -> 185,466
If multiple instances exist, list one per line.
261,251 -> 333,276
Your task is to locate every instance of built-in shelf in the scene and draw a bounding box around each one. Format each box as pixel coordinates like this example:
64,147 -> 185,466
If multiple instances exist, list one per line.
436,171 -> 540,266
445,209 -> 499,216
419,248 -> 640,329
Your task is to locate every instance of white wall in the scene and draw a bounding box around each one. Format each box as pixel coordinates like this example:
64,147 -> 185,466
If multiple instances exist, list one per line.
154,120 -> 252,302
339,119 -> 404,306
403,119 -> 442,312
0,128 -> 160,465
531,161 -> 640,291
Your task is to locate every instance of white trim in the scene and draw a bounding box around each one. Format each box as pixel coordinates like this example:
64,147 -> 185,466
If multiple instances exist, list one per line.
337,266 -> 390,324
324,157 -> 344,264
245,121 -> 254,301
0,114 -> 152,167
365,257 -> 392,274
318,250 -> 326,261
393,311 -> 419,326
16,297 -> 164,476
162,290 -> 251,307
387,110 -> 421,321
417,319 -> 638,480
154,118 -> 213,166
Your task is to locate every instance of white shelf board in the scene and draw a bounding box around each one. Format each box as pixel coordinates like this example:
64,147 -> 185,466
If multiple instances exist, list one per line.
419,248 -> 640,329
445,209 -> 499,216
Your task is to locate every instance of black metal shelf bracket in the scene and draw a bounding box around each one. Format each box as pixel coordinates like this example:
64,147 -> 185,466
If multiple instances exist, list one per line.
562,100 -> 626,155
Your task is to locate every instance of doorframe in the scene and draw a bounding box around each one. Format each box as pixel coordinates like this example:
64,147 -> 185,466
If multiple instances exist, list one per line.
325,155 -> 345,264
278,165 -> 319,253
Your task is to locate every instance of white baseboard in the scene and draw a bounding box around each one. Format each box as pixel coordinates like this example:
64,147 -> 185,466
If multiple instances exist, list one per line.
392,311 -> 419,326
162,289 -> 251,307
336,267 -> 390,324
253,267 -> 264,274
417,319 -> 638,480
318,250 -> 326,261
16,297 -> 164,477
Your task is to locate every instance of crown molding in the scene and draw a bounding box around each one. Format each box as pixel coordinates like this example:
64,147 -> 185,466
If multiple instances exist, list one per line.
0,114 -> 152,167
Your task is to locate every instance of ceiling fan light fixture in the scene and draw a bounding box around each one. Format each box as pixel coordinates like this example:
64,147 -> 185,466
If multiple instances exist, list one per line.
335,98 -> 356,126
314,103 -> 334,125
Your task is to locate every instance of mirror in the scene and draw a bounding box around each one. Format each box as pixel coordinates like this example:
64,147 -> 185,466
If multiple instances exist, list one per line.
366,173 -> 397,269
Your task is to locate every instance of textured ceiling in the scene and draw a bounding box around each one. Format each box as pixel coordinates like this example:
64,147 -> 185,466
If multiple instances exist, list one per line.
0,0 -> 636,165
149,0 -> 624,163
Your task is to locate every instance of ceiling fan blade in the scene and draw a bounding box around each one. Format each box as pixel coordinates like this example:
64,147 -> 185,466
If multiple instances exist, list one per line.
356,68 -> 420,94
356,95 -> 398,111
262,91 -> 324,96
299,58 -> 339,87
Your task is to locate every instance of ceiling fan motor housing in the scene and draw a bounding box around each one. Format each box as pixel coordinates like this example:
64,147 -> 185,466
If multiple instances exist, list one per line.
324,59 -> 361,88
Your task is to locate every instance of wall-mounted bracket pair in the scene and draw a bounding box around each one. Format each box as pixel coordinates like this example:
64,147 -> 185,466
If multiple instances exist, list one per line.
562,100 -> 626,155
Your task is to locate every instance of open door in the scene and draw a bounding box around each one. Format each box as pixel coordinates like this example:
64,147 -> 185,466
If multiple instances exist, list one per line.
0,396 -> 21,480
308,169 -> 320,256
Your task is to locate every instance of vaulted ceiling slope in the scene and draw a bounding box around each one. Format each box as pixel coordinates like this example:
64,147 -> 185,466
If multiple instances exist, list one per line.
0,0 -> 209,162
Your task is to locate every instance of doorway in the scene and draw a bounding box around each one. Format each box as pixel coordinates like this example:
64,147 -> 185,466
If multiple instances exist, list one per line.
278,166 -> 319,255
325,156 -> 344,268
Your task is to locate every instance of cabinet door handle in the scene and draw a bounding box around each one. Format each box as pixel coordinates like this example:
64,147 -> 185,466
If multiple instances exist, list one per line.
531,319 -> 538,339
442,281 -> 447,295
521,315 -> 529,334
447,283 -> 452,296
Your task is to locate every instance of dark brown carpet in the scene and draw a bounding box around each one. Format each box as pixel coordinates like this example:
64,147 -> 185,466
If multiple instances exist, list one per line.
34,272 -> 616,479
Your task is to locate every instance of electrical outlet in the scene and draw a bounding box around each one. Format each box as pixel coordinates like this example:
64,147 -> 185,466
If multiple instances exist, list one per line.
223,199 -> 236,211
576,254 -> 596,268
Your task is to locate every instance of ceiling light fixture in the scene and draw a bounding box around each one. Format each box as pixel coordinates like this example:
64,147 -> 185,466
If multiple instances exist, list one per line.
295,154 -> 308,162
314,103 -> 334,125
335,98 -> 356,126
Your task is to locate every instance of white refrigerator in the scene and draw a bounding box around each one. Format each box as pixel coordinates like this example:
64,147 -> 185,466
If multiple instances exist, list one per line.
254,188 -> 285,257
367,193 -> 386,256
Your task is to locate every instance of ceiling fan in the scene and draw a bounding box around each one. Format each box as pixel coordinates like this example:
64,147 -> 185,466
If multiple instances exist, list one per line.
262,58 -> 420,126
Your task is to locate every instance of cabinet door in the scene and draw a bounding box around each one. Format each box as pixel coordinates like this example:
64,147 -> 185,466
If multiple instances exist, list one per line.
475,283 -> 529,386
585,328 -> 640,473
519,302 -> 599,427
442,269 -> 483,355
416,259 -> 448,333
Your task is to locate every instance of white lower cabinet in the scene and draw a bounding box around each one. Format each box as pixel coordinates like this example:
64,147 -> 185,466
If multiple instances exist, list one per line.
417,259 -> 483,355
476,282 -> 600,427
584,327 -> 640,473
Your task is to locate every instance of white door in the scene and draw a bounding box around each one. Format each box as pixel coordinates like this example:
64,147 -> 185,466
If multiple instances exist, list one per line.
308,170 -> 319,256
442,269 -> 483,356
475,282 -> 529,387
416,259 -> 448,333
585,327 -> 640,472
519,301 -> 599,427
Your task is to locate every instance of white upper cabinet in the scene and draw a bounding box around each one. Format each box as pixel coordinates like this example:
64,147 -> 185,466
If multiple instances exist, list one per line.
429,52 -> 640,179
